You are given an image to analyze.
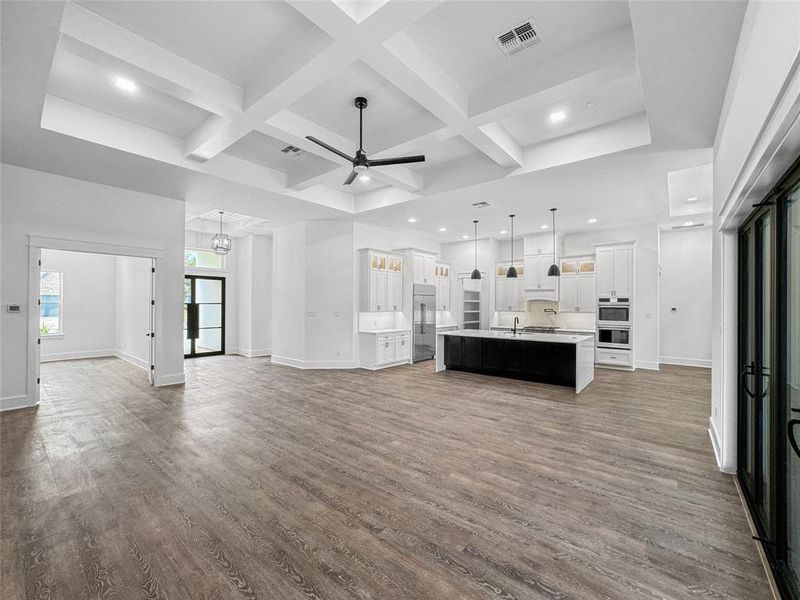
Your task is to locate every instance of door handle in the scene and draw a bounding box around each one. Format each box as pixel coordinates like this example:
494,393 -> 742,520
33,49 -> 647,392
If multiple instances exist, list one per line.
788,419 -> 800,459
420,303 -> 425,335
741,361 -> 756,399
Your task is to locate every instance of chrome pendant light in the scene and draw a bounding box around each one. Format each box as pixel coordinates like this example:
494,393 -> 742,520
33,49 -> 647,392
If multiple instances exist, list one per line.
470,219 -> 481,280
546,208 -> 560,277
211,211 -> 232,255
506,214 -> 518,278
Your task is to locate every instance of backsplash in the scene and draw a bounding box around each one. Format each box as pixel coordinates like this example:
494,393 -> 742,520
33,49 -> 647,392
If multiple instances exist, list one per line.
494,300 -> 595,331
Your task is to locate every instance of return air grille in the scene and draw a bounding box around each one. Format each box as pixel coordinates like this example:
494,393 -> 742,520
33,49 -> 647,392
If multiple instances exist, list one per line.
472,201 -> 492,208
496,19 -> 541,56
280,145 -> 305,156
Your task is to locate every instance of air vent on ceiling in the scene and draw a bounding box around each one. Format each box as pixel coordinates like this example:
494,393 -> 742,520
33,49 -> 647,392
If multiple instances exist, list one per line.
496,19 -> 541,57
472,201 -> 492,208
672,222 -> 705,230
281,145 -> 306,157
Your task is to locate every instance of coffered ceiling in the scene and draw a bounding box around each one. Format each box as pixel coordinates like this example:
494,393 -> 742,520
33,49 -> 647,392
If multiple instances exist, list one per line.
0,0 -> 747,241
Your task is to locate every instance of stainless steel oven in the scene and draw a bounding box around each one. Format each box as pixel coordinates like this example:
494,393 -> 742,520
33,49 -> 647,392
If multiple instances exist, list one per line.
596,326 -> 631,350
597,301 -> 631,326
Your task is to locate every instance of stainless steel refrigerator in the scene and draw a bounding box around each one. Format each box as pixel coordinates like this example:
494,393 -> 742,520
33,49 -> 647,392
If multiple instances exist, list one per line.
413,284 -> 436,362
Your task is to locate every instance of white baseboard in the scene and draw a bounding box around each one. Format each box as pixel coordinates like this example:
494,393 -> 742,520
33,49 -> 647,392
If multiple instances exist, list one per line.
660,356 -> 712,368
708,417 -> 722,469
229,347 -> 272,358
154,372 -> 185,386
634,360 -> 660,371
114,350 -> 150,370
271,355 -> 358,369
0,394 -> 36,412
41,349 -> 115,362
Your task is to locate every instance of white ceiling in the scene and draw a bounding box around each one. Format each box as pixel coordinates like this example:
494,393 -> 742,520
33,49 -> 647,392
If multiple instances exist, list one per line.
0,0 -> 747,242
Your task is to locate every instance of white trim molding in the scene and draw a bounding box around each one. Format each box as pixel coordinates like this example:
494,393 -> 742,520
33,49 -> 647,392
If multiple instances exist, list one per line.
634,360 -> 660,371
28,235 -> 164,258
41,349 -> 116,363
154,372 -> 185,386
271,355 -> 358,369
115,350 -> 150,371
229,348 -> 272,358
0,395 -> 36,412
660,356 -> 712,368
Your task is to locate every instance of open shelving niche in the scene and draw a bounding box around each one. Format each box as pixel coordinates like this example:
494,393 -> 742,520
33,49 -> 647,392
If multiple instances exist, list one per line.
459,272 -> 484,330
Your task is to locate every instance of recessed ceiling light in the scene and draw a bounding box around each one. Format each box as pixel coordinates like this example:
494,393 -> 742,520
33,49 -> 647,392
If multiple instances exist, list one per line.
683,221 -> 694,227
549,110 -> 566,123
500,229 -> 508,234
587,218 -> 597,224
461,234 -> 470,239
114,76 -> 138,94
540,224 -> 548,229
407,217 -> 417,223
686,196 -> 699,202
359,175 -> 370,182
438,227 -> 447,232
586,100 -> 596,109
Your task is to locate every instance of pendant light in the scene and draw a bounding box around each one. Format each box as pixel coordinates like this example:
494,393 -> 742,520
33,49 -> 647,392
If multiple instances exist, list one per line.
546,208 -> 560,277
211,211 -> 232,255
506,214 -> 518,278
470,220 -> 481,280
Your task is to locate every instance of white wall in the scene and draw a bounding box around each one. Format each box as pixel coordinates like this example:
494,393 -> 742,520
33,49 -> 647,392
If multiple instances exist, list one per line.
659,227 -> 712,367
710,0 -> 800,471
40,249 -> 117,361
115,255 -> 152,369
272,222 -> 308,364
1,164 -> 185,410
235,234 -> 273,357
440,238 -> 498,330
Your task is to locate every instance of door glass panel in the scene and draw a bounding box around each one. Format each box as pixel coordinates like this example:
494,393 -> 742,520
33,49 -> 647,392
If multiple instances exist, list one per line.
198,304 -> 222,328
196,328 -> 222,353
741,228 -> 756,488
786,186 -> 800,590
758,213 -> 772,521
196,278 -> 222,303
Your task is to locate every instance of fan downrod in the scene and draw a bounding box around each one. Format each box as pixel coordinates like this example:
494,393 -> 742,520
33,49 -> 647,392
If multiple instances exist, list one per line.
354,96 -> 368,109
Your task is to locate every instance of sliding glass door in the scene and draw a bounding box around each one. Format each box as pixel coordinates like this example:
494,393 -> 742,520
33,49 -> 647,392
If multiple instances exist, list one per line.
739,159 -> 800,598
184,275 -> 225,358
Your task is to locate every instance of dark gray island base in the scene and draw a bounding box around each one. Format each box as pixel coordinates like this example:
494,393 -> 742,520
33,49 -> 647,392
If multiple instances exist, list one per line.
436,330 -> 595,392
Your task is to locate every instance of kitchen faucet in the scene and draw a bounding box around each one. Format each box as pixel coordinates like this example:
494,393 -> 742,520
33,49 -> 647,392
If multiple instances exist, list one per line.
513,316 -> 520,335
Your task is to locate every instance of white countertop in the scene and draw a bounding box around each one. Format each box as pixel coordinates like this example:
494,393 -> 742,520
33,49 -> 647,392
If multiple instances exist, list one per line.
438,329 -> 593,344
491,325 -> 595,334
359,328 -> 411,335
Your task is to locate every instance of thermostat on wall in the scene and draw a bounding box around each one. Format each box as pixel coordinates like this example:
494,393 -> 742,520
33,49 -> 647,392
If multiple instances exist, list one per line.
6,304 -> 21,313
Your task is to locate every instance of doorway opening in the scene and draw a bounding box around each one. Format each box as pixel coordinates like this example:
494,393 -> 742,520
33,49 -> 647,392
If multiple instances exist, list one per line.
184,275 -> 225,358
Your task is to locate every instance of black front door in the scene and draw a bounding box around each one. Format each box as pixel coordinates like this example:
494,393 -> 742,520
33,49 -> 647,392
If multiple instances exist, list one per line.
184,275 -> 225,358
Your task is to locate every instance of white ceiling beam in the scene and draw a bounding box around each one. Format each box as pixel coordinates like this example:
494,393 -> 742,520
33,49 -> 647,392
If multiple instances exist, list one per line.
58,2 -> 242,118
183,34 -> 357,160
40,95 -> 355,214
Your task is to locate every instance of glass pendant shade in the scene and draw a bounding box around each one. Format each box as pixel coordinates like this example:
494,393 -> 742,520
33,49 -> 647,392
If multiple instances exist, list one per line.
506,214 -> 518,278
547,207 -> 560,277
211,211 -> 231,255
470,219 -> 481,279
211,233 -> 231,255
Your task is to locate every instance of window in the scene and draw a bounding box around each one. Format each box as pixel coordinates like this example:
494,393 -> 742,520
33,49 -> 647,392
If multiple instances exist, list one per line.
40,270 -> 63,336
184,248 -> 224,270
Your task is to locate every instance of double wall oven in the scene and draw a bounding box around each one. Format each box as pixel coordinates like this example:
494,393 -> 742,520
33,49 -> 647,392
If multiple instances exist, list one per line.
597,298 -> 631,350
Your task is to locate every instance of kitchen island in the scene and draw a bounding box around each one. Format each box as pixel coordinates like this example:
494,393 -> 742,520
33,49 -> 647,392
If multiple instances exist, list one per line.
435,329 -> 594,393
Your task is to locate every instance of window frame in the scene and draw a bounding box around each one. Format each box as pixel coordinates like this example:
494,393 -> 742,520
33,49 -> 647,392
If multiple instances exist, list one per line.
39,269 -> 64,338
184,247 -> 227,273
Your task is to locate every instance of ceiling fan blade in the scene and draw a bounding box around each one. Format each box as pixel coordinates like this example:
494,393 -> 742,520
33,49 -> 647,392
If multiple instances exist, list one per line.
343,170 -> 358,185
305,136 -> 355,163
368,155 -> 425,167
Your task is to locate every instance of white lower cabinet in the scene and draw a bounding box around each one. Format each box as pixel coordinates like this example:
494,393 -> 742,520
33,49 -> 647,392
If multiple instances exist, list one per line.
595,347 -> 633,368
359,330 -> 412,369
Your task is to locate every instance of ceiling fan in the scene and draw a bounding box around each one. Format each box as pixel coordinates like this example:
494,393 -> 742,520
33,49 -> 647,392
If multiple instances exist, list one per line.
306,96 -> 425,185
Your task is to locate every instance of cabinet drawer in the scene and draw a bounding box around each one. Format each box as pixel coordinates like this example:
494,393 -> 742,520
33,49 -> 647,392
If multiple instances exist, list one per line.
595,348 -> 632,366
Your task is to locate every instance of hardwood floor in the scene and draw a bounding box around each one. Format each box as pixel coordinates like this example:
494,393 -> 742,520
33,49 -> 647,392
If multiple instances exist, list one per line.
1,356 -> 770,599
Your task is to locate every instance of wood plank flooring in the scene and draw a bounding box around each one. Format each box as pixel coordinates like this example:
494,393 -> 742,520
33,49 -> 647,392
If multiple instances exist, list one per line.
1,356 -> 770,599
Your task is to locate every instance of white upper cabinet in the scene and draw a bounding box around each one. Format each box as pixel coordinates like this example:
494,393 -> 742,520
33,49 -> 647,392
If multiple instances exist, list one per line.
435,262 -> 451,311
523,254 -> 558,301
594,244 -> 633,298
523,232 -> 557,256
558,256 -> 596,313
359,249 -> 404,312
495,262 -> 524,311
412,253 -> 437,285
